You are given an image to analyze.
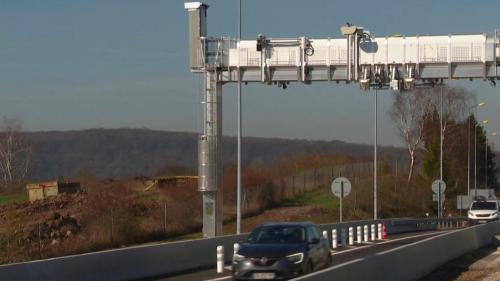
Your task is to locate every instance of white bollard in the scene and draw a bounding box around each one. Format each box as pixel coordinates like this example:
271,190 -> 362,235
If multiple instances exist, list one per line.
348,227 -> 354,245
217,245 -> 224,273
364,225 -> 369,242
377,223 -> 382,240
323,230 -> 328,240
332,229 -> 337,249
357,226 -> 362,244
341,228 -> 347,246
233,243 -> 240,257
371,224 -> 376,241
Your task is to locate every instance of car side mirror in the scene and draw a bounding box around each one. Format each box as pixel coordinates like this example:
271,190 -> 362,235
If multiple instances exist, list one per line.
310,238 -> 320,244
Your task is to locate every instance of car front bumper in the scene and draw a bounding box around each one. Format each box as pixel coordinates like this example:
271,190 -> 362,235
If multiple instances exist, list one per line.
232,258 -> 303,280
468,215 -> 498,223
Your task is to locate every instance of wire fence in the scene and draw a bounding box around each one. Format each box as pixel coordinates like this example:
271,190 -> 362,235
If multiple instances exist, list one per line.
0,162 -> 376,264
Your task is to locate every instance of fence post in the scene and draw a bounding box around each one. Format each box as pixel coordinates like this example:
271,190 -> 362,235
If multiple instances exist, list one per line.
332,229 -> 337,249
38,222 -> 42,260
303,172 -> 306,192
110,209 -> 114,243
314,168 -> 317,188
164,202 -> 167,233
233,243 -> 240,257
217,246 -> 224,273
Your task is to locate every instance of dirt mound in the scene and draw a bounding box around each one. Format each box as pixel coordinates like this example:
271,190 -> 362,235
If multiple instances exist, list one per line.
28,212 -> 82,245
0,192 -> 89,264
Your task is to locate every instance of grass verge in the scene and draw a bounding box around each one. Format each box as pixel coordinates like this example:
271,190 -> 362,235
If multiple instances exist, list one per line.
0,193 -> 27,205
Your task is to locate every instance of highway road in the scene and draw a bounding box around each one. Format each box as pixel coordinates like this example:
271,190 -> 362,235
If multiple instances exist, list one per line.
139,228 -> 462,281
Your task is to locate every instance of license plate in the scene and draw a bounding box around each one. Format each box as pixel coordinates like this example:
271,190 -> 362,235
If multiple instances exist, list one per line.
252,272 -> 276,279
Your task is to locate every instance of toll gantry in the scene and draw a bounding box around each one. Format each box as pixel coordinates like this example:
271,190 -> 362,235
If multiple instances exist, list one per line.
184,1 -> 500,238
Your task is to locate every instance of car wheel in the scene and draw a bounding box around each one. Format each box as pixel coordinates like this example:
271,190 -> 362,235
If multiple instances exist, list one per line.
302,260 -> 313,275
325,254 -> 332,267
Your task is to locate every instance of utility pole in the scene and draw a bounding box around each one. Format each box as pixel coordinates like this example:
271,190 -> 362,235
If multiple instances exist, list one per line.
474,121 -> 477,197
474,102 -> 486,198
236,0 -> 242,235
440,86 -> 443,182
485,132 -> 488,189
467,116 -> 470,196
374,87 -> 378,220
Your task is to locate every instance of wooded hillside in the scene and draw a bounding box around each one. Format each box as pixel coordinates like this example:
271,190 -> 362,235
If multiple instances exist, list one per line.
22,128 -> 405,180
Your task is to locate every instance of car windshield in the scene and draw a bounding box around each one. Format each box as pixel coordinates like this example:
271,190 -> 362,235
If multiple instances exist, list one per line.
470,201 -> 498,210
246,225 -> 306,244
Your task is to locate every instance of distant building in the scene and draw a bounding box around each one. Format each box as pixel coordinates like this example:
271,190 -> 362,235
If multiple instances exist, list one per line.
26,180 -> 81,202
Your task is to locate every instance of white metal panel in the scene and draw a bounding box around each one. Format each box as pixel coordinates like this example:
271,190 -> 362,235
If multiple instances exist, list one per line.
330,39 -> 347,64
308,39 -> 328,65
387,37 -> 404,63
485,36 -> 495,61
229,41 -> 260,67
269,46 -> 298,66
226,34 -> 494,69
405,37 -> 419,63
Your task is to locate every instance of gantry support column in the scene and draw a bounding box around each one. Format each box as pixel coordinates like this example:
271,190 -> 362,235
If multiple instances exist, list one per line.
199,70 -> 223,238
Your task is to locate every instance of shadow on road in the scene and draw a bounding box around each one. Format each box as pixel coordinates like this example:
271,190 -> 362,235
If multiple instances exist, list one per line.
418,246 -> 498,281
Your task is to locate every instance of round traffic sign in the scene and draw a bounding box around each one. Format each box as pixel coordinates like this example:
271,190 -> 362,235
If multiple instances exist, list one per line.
331,177 -> 352,198
431,179 -> 446,194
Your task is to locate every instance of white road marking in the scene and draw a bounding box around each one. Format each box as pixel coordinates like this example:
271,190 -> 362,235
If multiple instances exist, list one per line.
375,229 -> 460,256
203,276 -> 232,281
291,230 -> 458,280
330,230 -> 450,256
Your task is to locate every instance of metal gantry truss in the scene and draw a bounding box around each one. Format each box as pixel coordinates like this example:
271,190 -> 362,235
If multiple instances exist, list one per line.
185,1 -> 500,237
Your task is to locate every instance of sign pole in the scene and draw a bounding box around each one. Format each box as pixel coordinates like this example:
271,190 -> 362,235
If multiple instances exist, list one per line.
340,181 -> 344,223
438,183 -> 441,218
459,196 -> 463,216
331,177 -> 351,223
432,179 -> 446,218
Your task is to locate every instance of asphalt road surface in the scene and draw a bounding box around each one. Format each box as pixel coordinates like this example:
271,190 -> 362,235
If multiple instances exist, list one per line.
139,229 -> 459,281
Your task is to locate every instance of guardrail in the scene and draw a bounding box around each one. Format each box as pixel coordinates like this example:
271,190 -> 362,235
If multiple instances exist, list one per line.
0,217 -> 468,281
293,221 -> 500,281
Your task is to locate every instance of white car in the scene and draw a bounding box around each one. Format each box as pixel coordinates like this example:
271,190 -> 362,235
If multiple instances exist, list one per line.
468,200 -> 500,224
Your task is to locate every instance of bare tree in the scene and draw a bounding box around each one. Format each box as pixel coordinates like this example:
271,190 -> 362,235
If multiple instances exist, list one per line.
0,116 -> 31,190
389,90 -> 433,184
389,86 -> 476,185
428,86 -> 476,145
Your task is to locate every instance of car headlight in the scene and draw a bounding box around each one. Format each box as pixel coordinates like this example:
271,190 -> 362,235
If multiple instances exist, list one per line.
233,253 -> 245,262
286,253 -> 304,264
468,211 -> 473,217
490,213 -> 498,218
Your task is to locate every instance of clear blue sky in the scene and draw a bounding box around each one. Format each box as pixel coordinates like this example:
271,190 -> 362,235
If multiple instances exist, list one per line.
0,0 -> 499,147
